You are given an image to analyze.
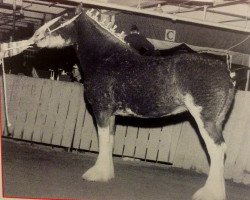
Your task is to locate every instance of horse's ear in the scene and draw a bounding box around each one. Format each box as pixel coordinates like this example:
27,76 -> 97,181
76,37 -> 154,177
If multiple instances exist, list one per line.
75,3 -> 84,15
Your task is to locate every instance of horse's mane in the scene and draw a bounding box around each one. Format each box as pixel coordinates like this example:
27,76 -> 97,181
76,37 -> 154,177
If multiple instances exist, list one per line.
79,8 -> 134,53
86,9 -> 127,44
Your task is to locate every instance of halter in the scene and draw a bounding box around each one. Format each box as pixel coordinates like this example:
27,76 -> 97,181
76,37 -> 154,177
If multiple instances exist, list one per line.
0,12 -> 82,133
45,13 -> 82,36
35,12 -> 82,44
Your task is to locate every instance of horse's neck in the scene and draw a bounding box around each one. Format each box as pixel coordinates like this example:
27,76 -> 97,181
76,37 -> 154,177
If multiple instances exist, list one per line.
76,15 -> 130,66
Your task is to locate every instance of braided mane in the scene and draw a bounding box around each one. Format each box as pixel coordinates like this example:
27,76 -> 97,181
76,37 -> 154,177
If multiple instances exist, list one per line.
85,9 -> 127,44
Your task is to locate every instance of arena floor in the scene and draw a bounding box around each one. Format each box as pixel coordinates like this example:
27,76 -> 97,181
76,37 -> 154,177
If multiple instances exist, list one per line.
2,139 -> 250,200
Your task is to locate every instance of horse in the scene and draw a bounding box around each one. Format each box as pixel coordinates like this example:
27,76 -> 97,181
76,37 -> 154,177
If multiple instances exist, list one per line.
32,5 -> 235,200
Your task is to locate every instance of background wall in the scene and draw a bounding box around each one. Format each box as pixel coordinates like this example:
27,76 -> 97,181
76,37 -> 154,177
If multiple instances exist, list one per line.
1,74 -> 250,185
115,12 -> 250,66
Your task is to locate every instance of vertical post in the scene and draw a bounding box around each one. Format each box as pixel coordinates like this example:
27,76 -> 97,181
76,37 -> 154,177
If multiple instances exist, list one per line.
12,0 -> 17,41
246,70 -> 250,91
245,56 -> 250,91
246,4 -> 250,29
203,5 -> 208,21
1,58 -> 12,129
137,0 -> 141,9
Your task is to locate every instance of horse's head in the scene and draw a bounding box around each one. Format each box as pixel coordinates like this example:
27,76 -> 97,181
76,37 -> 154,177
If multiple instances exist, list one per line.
32,4 -> 131,65
32,10 -> 81,48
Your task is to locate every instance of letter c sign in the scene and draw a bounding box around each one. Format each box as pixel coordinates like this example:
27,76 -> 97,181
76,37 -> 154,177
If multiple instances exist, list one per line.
165,29 -> 176,42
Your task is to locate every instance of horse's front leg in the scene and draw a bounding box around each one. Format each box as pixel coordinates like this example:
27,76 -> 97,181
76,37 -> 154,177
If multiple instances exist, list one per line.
82,115 -> 115,182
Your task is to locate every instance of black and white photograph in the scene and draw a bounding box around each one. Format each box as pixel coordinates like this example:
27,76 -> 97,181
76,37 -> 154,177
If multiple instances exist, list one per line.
0,0 -> 250,199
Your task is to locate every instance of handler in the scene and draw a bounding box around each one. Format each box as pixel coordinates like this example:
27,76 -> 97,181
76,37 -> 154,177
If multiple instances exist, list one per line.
124,25 -> 155,56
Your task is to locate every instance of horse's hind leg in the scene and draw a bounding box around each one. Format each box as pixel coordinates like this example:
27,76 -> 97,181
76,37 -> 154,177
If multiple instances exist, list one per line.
184,92 -> 233,200
192,121 -> 226,200
82,115 -> 115,182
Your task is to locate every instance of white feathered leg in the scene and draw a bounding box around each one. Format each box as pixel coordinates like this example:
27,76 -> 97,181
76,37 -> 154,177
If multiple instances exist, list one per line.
192,140 -> 226,200
185,94 -> 226,200
82,122 -> 114,182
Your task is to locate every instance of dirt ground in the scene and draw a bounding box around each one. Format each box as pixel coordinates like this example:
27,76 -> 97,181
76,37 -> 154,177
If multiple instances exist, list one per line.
2,139 -> 250,200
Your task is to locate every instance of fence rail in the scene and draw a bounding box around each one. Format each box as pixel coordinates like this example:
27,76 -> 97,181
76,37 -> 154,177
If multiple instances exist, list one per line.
1,74 -> 250,184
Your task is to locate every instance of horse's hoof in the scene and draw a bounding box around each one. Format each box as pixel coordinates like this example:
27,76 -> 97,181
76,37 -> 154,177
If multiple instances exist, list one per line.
82,165 -> 114,182
192,186 -> 226,200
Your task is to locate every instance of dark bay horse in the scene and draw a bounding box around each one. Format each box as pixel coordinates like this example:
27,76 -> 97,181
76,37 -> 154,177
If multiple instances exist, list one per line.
32,6 -> 235,200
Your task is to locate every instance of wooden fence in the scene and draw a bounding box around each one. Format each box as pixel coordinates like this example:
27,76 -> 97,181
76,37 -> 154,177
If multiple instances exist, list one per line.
1,74 -> 250,185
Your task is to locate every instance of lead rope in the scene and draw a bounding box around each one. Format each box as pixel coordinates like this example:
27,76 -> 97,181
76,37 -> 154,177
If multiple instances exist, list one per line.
0,41 -> 33,134
1,57 -> 12,131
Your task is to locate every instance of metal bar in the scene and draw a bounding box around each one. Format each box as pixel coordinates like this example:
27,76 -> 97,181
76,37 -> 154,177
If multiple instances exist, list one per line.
0,12 -> 25,27
23,7 -> 62,15
167,6 -> 203,14
212,0 -> 249,8
207,8 -> 250,20
0,21 -> 29,27
0,13 -> 43,23
23,0 -> 74,9
59,0 -> 250,33
0,25 -> 19,30
21,18 -> 41,23
35,0 -> 78,6
0,19 -> 29,26
0,21 -> 24,27
0,2 -> 61,15
178,0 -> 249,11
134,1 -> 168,9
168,1 -> 250,20
218,18 -> 249,23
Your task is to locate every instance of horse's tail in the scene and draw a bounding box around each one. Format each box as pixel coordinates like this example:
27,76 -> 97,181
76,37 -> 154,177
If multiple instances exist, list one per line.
216,86 -> 235,132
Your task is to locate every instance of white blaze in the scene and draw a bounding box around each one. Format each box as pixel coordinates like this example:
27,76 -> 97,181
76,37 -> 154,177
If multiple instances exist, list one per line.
36,35 -> 72,48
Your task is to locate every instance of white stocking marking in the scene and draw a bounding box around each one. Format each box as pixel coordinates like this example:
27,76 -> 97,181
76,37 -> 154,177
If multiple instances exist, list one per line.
82,125 -> 114,182
185,94 -> 226,200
